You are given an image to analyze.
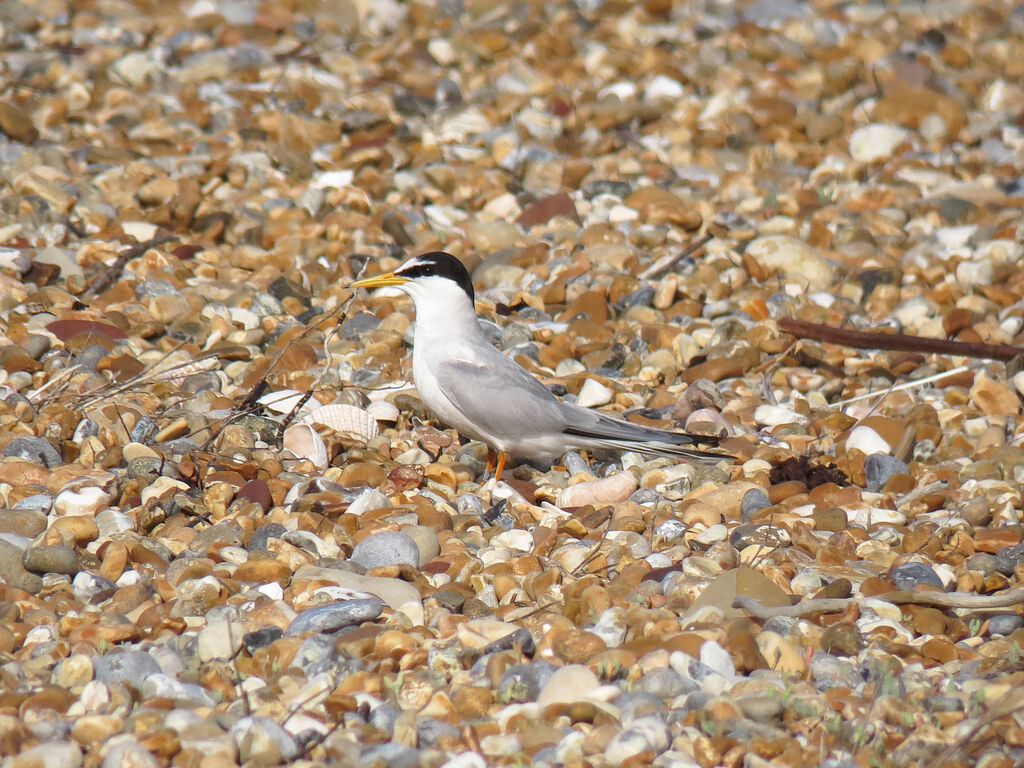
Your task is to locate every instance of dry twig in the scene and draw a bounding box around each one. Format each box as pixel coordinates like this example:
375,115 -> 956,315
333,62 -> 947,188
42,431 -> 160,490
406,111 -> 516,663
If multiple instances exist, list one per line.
734,585 -> 1024,619
778,318 -> 1024,362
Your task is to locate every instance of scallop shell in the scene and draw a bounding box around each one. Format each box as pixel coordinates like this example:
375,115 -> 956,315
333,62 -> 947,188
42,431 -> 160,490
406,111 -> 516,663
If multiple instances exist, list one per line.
366,400 -> 400,422
259,389 -> 315,417
307,404 -> 379,441
281,423 -> 328,470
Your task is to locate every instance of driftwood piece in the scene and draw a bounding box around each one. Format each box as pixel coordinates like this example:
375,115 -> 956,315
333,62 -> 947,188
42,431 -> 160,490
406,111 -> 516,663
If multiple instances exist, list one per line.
778,317 -> 1024,362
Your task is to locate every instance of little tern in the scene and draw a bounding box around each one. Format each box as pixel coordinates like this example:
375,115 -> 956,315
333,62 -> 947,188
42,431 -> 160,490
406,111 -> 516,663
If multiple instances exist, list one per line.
350,251 -> 733,478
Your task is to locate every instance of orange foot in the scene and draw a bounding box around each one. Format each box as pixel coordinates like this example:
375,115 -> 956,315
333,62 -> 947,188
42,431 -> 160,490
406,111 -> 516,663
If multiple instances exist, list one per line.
485,448 -> 507,480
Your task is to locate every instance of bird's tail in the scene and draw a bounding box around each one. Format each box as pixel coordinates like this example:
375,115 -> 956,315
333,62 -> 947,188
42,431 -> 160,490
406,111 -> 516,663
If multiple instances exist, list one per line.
563,412 -> 735,461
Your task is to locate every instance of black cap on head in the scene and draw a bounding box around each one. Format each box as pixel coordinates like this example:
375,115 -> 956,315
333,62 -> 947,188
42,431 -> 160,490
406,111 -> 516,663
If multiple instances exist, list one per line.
395,251 -> 475,303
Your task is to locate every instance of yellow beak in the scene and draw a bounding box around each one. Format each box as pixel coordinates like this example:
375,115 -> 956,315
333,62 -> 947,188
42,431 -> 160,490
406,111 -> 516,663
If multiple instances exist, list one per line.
349,272 -> 410,289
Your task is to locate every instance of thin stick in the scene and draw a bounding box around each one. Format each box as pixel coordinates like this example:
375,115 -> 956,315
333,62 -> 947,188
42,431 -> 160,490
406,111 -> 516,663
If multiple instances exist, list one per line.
639,233 -> 713,280
778,318 -> 1024,362
831,364 -> 975,409
85,232 -> 176,299
734,585 -> 1024,618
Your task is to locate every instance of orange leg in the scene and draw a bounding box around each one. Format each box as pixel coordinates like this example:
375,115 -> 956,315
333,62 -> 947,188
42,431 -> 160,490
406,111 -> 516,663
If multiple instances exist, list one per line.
493,451 -> 507,480
485,447 -> 496,474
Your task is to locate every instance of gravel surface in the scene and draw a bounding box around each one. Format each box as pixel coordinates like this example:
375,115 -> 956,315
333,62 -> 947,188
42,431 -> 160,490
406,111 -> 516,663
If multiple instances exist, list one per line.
2,0 -> 1024,766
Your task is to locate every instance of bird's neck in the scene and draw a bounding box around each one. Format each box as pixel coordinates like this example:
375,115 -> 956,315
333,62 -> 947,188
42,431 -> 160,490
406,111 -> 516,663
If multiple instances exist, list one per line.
412,295 -> 486,346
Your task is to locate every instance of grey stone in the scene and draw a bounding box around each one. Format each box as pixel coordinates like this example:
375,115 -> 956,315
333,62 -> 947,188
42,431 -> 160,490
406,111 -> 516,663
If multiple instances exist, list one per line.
350,530 -> 420,569
864,453 -> 909,492
242,627 -> 283,654
94,650 -> 161,686
72,571 -> 117,604
142,674 -> 216,707
890,562 -> 944,591
369,703 -> 400,735
635,667 -> 690,699
614,690 -> 668,725
497,661 -> 556,703
23,544 -> 80,575
249,523 -> 287,551
284,598 -> 384,636
740,488 -> 771,522
988,614 -> 1024,636
359,743 -> 419,768
3,436 -> 61,468
995,544 -> 1024,576
809,653 -> 860,691
12,493 -> 52,512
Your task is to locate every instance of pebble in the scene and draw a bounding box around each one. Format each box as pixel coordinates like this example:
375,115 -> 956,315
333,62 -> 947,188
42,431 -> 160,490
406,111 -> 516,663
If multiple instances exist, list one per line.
863,453 -> 909,492
0,0 -> 1017,763
93,651 -> 160,686
845,426 -> 892,456
575,379 -> 613,408
350,531 -> 421,569
284,598 -> 384,636
3,436 -> 62,468
22,544 -> 80,575
537,665 -> 601,707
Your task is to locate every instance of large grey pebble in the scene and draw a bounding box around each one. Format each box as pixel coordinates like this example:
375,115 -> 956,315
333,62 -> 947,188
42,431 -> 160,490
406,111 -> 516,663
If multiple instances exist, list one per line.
23,544 -> 80,575
614,690 -> 668,725
988,613 -> 1024,636
359,743 -> 420,768
12,493 -> 52,512
890,561 -> 944,591
995,544 -> 1024,576
809,653 -> 861,691
497,661 -> 556,703
142,674 -> 216,707
740,488 -> 771,521
284,598 -> 384,636
94,650 -> 161,686
635,667 -> 691,699
350,530 -> 420,569
3,436 -> 61,468
0,538 -> 43,593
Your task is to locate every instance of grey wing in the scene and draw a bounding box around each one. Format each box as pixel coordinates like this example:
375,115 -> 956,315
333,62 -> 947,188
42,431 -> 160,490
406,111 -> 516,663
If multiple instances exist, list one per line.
433,356 -> 568,441
559,402 -> 731,460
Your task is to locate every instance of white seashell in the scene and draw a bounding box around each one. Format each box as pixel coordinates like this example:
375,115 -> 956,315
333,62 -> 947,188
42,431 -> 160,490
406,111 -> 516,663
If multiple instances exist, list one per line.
281,424 -> 328,470
366,400 -> 400,422
306,404 -> 379,441
259,389 -> 315,417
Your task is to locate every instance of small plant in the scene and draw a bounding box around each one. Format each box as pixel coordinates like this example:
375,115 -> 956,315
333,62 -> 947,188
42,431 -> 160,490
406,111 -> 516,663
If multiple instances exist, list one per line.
968,617 -> 982,636
966,688 -> 986,718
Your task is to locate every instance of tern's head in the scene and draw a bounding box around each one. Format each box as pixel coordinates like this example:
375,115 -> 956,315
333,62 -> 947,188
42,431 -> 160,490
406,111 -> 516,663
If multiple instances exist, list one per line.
350,251 -> 475,305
